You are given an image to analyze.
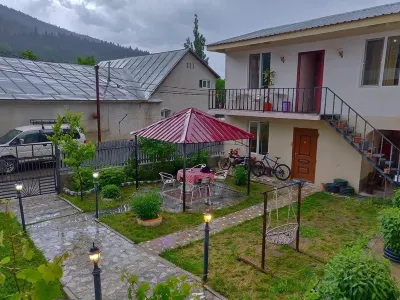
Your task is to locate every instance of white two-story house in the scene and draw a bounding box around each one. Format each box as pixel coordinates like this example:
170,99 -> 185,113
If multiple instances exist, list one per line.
208,2 -> 400,192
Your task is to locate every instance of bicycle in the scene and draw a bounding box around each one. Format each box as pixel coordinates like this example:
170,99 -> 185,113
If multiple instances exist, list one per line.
259,153 -> 291,181
219,149 -> 265,177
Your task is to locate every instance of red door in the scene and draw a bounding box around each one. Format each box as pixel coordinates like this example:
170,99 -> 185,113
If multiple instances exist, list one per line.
314,51 -> 325,113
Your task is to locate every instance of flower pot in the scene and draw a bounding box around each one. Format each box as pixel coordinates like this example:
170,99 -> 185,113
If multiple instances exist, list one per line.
337,121 -> 345,129
218,103 -> 222,109
264,102 -> 272,111
384,246 -> 400,263
353,136 -> 361,143
137,215 -> 163,227
384,168 -> 390,174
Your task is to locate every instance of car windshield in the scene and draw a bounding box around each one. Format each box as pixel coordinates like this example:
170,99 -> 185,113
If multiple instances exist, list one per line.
0,129 -> 22,144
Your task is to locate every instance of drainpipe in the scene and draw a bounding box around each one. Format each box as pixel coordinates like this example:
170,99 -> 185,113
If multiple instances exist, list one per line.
95,65 -> 101,142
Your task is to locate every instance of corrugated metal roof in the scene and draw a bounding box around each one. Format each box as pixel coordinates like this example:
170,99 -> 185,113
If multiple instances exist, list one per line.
209,2 -> 400,47
0,57 -> 146,101
99,49 -> 219,98
131,107 -> 254,143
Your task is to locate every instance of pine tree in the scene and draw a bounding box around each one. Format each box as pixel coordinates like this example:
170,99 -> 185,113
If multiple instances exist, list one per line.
184,14 -> 208,64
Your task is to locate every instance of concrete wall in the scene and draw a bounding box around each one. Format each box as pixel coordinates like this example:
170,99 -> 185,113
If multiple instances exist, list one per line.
0,100 -> 161,142
225,115 -> 364,191
153,52 -> 217,115
225,28 -> 400,130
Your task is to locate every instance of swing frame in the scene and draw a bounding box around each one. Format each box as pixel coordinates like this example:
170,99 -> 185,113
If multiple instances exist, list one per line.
238,181 -> 304,273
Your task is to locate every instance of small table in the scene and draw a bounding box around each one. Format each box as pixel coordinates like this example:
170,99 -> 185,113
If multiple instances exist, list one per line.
177,168 -> 215,184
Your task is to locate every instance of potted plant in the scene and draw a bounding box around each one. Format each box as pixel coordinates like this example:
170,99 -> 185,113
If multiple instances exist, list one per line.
131,190 -> 162,226
380,207 -> 400,263
100,184 -> 121,201
353,134 -> 361,144
336,121 -> 346,129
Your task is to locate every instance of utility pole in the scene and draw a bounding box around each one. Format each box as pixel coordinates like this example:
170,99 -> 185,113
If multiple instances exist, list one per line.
95,65 -> 101,142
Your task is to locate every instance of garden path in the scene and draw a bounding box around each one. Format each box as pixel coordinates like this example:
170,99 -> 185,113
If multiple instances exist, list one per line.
140,182 -> 321,254
1,194 -> 224,300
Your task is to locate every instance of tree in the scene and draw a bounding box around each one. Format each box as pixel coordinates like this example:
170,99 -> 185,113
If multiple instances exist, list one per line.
19,49 -> 37,60
184,14 -> 208,64
77,55 -> 96,66
47,109 -> 95,200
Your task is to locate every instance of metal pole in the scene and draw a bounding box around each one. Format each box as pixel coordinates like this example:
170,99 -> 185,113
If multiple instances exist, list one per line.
17,190 -> 26,233
203,221 -> 210,282
261,192 -> 267,270
94,181 -> 99,219
95,65 -> 101,142
247,138 -> 252,195
182,144 -> 186,212
55,145 -> 61,195
135,135 -> 139,191
296,182 -> 302,252
92,263 -> 102,300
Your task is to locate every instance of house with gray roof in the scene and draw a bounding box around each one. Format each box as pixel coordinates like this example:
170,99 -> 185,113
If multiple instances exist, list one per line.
0,48 -> 219,141
207,2 -> 400,194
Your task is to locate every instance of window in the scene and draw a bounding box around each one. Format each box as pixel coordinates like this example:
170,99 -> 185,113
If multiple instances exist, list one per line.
383,36 -> 400,86
249,53 -> 271,88
39,130 -> 54,142
199,80 -> 211,89
362,39 -> 384,86
187,62 -> 195,69
18,131 -> 40,144
249,121 -> 269,154
161,109 -> 171,118
0,129 -> 22,144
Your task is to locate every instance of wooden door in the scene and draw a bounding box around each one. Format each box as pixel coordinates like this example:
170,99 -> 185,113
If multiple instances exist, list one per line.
292,128 -> 318,182
313,51 -> 325,113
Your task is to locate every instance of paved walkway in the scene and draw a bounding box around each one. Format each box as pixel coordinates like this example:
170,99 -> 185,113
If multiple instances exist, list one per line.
140,182 -> 321,254
1,195 -> 223,300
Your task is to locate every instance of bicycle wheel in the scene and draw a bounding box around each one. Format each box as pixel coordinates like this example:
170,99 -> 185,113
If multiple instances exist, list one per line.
219,158 -> 231,170
274,164 -> 291,181
252,161 -> 265,177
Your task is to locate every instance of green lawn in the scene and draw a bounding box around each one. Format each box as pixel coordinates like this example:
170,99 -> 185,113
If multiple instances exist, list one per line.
0,213 -> 64,298
161,192 -> 387,300
100,178 -> 270,243
61,184 -> 157,212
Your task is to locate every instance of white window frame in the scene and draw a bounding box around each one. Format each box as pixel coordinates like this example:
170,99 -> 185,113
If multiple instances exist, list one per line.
249,121 -> 268,154
248,53 -> 271,88
199,79 -> 211,89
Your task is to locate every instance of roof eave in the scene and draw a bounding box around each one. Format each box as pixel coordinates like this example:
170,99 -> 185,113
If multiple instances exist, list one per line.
207,13 -> 400,52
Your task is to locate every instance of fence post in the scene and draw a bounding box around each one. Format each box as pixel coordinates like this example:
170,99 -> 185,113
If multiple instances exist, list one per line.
55,145 -> 61,195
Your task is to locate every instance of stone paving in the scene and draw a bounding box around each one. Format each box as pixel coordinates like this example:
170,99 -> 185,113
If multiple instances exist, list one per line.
2,194 -> 223,300
140,181 -> 322,254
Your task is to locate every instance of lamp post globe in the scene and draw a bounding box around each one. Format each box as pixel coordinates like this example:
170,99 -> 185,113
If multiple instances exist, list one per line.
15,182 -> 26,233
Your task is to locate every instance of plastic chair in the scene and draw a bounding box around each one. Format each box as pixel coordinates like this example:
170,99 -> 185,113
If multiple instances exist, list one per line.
159,172 -> 176,191
198,177 -> 212,198
178,183 -> 197,205
214,170 -> 228,182
191,164 -> 206,170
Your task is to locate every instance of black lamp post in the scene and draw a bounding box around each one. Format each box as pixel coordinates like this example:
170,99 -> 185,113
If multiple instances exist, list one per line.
203,212 -> 212,283
89,243 -> 102,300
93,171 -> 99,219
15,182 -> 26,233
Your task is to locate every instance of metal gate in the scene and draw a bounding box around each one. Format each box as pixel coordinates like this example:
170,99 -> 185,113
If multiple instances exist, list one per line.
0,143 -> 59,199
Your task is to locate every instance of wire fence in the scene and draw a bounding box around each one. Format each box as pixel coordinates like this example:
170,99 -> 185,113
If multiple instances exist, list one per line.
59,140 -> 224,171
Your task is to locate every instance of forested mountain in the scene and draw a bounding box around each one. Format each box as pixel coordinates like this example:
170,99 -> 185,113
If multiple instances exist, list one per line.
0,4 -> 149,63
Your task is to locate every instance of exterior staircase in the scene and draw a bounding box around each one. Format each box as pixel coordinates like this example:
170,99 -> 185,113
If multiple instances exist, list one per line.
320,88 -> 400,187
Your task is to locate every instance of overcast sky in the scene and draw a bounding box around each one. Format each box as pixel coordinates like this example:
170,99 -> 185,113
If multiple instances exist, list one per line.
2,0 -> 397,77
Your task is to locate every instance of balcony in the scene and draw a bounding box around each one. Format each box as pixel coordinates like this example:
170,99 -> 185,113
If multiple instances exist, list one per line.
208,88 -> 325,120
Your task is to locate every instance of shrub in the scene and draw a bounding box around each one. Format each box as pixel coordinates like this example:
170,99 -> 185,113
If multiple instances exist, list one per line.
99,168 -> 125,187
233,166 -> 247,186
392,188 -> 400,209
131,190 -> 161,220
381,207 -> 400,252
306,245 -> 399,300
100,184 -> 121,200
71,167 -> 93,191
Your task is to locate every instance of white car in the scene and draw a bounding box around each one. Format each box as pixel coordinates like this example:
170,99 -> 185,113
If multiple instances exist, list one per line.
0,124 -> 86,174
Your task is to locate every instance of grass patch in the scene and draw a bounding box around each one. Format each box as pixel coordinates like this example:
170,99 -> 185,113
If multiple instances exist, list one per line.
61,184 -> 157,212
161,192 -> 386,299
100,179 -> 270,243
0,213 -> 64,298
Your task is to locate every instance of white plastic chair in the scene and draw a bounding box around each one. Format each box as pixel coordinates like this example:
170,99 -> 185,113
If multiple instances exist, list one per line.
178,183 -> 197,205
191,164 -> 206,170
159,172 -> 176,191
198,177 -> 212,198
214,170 -> 228,182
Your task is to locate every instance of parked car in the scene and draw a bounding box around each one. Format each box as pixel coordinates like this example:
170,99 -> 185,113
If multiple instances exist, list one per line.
0,123 -> 86,174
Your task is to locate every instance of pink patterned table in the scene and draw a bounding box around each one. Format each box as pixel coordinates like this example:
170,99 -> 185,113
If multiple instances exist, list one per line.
176,168 -> 215,184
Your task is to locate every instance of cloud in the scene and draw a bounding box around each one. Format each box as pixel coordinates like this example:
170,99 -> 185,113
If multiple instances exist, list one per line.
0,0 -> 396,77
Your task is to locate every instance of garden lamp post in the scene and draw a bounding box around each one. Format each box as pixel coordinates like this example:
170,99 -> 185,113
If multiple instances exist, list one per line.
203,212 -> 212,283
89,242 -> 102,300
15,182 -> 26,233
93,171 -> 99,219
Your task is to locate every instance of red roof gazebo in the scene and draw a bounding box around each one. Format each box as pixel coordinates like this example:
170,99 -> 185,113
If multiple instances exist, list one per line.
131,108 -> 254,211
